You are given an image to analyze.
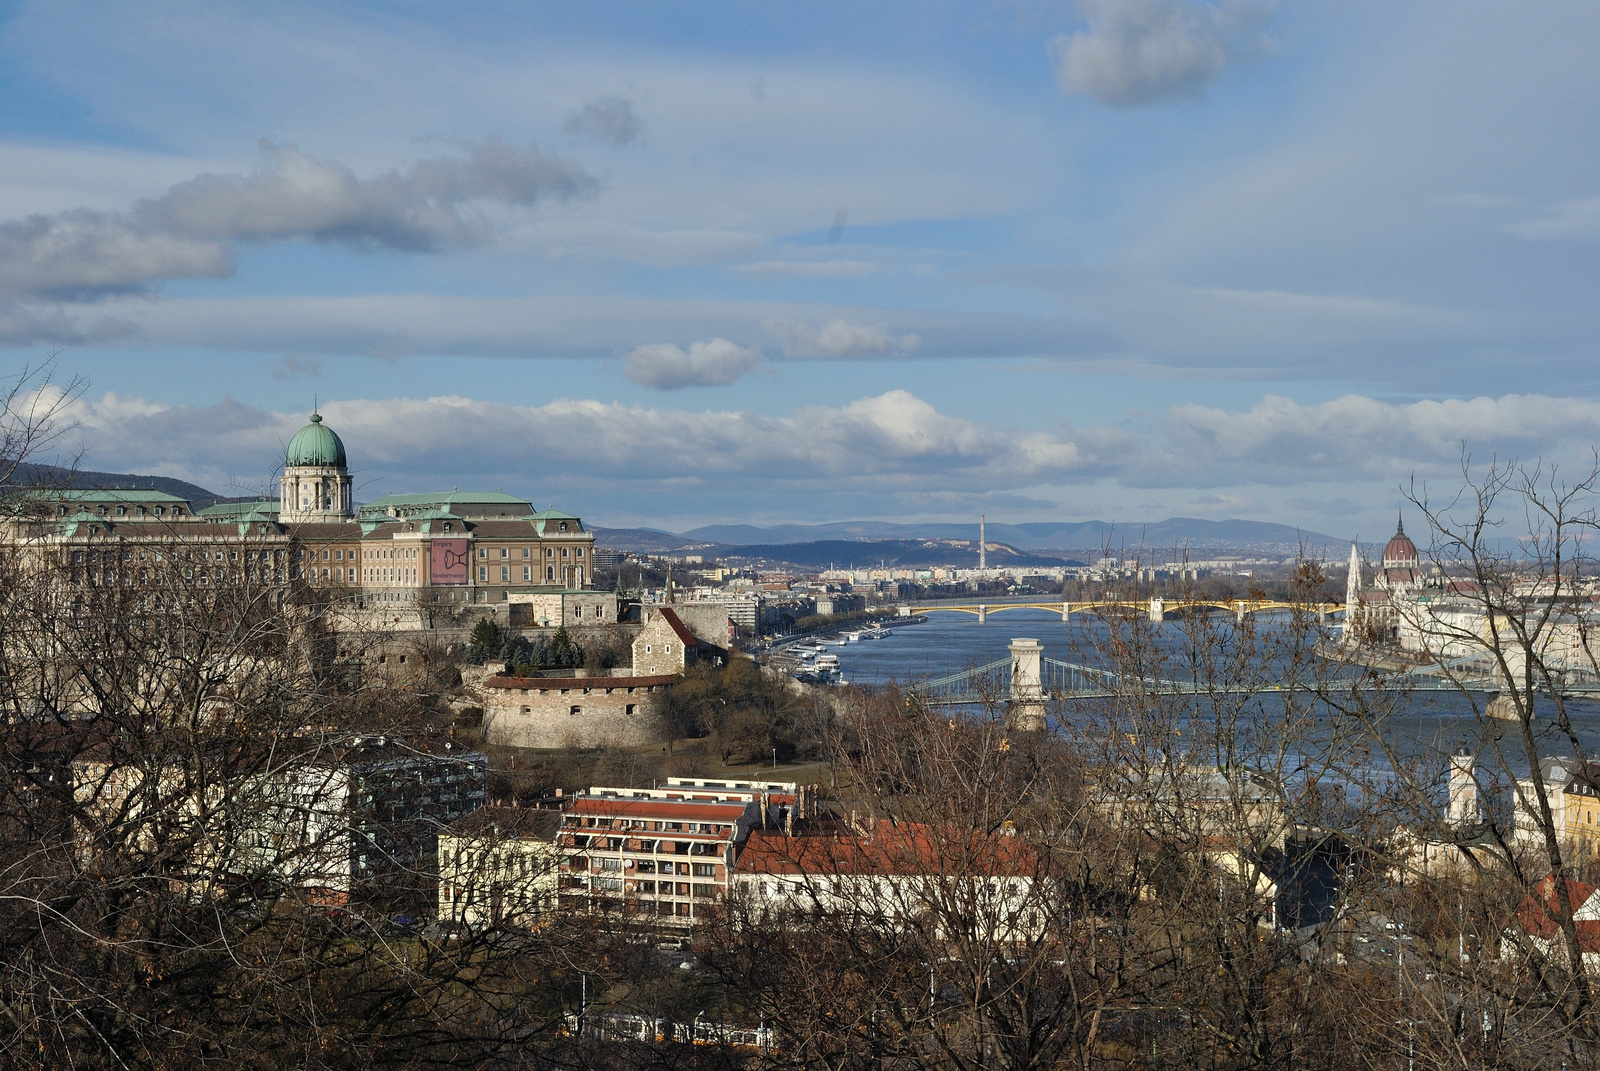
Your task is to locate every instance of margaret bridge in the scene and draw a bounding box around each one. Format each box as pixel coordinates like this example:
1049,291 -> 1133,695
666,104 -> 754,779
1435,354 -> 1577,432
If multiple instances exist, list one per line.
896,597 -> 1344,624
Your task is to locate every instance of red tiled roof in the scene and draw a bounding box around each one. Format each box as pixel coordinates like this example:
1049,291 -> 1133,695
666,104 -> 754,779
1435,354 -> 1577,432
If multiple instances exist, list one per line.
1517,875 -> 1600,949
564,797 -> 751,822
736,820 -> 1037,878
480,674 -> 678,690
658,607 -> 700,647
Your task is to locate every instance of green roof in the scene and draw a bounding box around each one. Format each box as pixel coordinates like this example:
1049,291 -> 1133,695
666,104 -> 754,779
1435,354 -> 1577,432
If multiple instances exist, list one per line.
286,411 -> 347,468
363,491 -> 532,508
57,489 -> 190,504
199,500 -> 279,519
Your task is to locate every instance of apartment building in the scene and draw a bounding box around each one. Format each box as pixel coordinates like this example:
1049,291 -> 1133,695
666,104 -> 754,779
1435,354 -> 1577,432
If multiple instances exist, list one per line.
555,779 -> 810,924
438,805 -> 562,928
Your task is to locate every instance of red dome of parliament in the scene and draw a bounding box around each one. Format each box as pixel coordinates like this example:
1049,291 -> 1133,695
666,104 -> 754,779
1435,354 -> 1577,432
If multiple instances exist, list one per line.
1383,515 -> 1418,565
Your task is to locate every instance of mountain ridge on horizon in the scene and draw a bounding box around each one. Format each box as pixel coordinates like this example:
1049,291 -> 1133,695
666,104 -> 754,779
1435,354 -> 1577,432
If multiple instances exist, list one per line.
22,465 -> 1350,555
591,517 -> 1348,555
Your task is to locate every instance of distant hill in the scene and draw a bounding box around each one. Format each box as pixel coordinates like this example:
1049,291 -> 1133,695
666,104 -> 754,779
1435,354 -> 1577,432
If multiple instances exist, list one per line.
676,518 -> 1343,555
6,463 -> 245,511
706,539 -> 1082,570
587,526 -> 713,554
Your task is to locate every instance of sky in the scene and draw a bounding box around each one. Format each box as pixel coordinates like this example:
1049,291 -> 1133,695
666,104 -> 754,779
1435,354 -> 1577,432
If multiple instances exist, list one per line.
1,0 -> 1598,539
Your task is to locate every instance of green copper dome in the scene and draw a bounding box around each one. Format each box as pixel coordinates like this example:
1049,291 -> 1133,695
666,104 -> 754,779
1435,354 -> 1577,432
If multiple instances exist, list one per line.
285,411 -> 347,468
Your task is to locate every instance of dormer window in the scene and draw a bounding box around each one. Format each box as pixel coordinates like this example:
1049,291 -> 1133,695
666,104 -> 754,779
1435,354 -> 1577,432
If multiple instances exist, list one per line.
115,506 -> 126,516
559,522 -> 568,532
56,506 -> 66,516
153,507 -> 164,516
443,523 -> 452,532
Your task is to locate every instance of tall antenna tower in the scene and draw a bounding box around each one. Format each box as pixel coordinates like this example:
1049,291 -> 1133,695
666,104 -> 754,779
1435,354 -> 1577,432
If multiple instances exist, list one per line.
979,514 -> 987,571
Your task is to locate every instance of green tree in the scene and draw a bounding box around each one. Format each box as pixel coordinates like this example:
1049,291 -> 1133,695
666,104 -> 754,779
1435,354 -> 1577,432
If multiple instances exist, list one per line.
465,616 -> 501,664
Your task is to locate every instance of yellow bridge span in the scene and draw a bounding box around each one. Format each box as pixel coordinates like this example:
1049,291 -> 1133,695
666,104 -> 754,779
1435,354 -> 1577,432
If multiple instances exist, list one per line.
902,599 -> 1344,623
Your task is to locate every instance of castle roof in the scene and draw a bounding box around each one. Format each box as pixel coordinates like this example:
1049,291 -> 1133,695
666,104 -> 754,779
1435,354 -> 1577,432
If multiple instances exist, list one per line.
285,411 -> 347,468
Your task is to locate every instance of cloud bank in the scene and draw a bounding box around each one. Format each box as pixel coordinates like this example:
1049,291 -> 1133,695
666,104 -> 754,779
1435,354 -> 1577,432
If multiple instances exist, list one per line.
1049,0 -> 1271,106
0,139 -> 596,298
43,387 -> 1600,525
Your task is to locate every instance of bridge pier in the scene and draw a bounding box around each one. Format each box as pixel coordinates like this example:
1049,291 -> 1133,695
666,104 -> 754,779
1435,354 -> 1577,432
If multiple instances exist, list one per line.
1007,638 -> 1047,732
1149,598 -> 1164,623
977,604 -> 986,623
1061,601 -> 1070,623
898,604 -> 912,618
1235,601 -> 1246,624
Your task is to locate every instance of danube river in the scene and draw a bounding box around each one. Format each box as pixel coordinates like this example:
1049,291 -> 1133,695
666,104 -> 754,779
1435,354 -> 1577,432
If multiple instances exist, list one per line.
824,608 -> 1600,764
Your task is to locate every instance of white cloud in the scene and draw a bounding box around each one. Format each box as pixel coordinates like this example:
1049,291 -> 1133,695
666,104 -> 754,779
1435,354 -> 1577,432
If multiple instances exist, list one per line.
0,139 -> 596,297
734,259 -> 881,279
1134,393 -> 1600,488
764,318 -> 922,358
1507,196 -> 1600,240
565,96 -> 644,145
623,338 -> 762,390
1048,0 -> 1272,107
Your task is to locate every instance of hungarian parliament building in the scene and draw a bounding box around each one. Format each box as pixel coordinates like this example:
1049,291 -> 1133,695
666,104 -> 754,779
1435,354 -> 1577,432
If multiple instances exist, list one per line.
5,409 -> 601,624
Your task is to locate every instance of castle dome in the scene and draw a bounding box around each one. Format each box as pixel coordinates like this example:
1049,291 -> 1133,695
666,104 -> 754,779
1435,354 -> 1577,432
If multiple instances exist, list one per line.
1383,514 -> 1418,566
285,411 -> 347,468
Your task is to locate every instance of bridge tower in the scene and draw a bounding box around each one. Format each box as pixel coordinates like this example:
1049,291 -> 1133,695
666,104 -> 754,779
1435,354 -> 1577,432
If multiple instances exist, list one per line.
1149,598 -> 1164,623
1007,638 -> 1047,732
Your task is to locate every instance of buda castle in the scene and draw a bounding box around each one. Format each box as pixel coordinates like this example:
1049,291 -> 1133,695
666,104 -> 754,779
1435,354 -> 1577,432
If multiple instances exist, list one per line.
7,409 -> 608,629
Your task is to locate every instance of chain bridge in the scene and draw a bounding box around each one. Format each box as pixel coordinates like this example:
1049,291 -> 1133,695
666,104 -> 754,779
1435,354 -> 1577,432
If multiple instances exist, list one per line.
906,639 -> 1600,718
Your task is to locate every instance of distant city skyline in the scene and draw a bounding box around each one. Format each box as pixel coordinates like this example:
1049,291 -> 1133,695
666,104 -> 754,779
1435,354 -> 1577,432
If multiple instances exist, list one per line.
2,2 -> 1598,535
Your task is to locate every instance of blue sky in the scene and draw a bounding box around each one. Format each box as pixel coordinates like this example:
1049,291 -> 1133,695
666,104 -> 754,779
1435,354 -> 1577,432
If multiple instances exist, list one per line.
1,0 -> 1598,538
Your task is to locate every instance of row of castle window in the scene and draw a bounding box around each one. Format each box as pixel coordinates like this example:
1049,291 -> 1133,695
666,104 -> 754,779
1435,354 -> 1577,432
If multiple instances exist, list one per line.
57,504 -> 185,518
478,546 -> 583,560
293,546 -> 583,562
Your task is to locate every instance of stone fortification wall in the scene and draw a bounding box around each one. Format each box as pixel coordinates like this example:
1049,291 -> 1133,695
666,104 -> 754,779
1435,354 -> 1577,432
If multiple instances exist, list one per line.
655,603 -> 733,647
480,673 -> 676,749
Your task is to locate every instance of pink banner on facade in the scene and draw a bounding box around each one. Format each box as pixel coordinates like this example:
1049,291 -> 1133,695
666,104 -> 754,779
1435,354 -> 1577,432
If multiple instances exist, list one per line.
429,539 -> 470,585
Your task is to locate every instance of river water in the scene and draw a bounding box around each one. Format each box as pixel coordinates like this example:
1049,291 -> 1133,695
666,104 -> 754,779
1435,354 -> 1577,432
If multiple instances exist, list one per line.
825,609 -> 1600,771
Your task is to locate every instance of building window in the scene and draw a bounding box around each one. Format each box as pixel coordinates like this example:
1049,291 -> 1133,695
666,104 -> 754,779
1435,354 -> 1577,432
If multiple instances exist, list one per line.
522,565 -> 531,581
546,565 -> 554,580
478,566 -> 488,582
570,705 -> 581,715
500,565 -> 510,582
562,548 -> 569,558
625,704 -> 636,716
576,548 -> 584,558
546,548 -> 554,557
500,547 -> 509,559
522,547 -> 531,558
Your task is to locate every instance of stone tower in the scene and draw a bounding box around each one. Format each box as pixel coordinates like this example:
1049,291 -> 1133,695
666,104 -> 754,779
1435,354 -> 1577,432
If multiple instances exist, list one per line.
1342,542 -> 1362,646
1448,746 -> 1479,826
1007,637 -> 1047,732
279,409 -> 354,523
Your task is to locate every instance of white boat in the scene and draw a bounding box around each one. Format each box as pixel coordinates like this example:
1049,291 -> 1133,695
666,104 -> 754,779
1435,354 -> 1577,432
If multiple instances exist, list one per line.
844,630 -> 864,643
814,653 -> 840,671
